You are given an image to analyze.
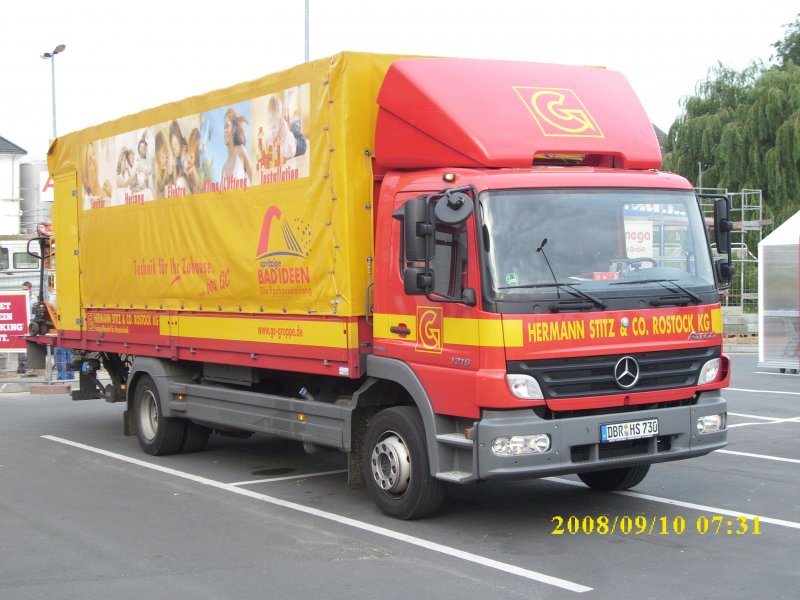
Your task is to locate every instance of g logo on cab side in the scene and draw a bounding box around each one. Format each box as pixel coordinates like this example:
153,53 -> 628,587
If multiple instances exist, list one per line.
416,306 -> 443,354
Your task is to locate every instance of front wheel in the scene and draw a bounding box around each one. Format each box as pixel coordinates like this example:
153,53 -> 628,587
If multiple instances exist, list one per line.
577,465 -> 650,491
363,406 -> 445,520
181,422 -> 211,453
134,375 -> 186,455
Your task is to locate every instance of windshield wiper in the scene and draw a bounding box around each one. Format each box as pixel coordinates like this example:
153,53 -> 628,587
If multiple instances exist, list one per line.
500,282 -> 606,311
497,238 -> 606,311
611,278 -> 702,305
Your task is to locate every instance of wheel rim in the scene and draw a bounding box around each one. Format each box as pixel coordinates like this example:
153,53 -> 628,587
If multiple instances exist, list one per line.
139,389 -> 159,442
370,431 -> 411,496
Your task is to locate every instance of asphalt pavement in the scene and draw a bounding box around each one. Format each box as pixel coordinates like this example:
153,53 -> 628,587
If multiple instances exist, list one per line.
0,352 -> 797,599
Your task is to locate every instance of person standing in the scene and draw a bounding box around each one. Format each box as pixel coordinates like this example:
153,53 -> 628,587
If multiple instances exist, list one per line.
47,288 -> 75,381
54,346 -> 75,380
17,282 -> 36,375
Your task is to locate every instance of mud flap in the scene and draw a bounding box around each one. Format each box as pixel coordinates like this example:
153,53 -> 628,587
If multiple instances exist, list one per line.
70,371 -> 104,401
123,409 -> 136,436
25,339 -> 48,370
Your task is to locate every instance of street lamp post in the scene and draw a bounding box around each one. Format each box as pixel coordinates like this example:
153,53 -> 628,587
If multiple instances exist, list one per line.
39,44 -> 65,383
304,0 -> 309,62
41,44 -> 66,138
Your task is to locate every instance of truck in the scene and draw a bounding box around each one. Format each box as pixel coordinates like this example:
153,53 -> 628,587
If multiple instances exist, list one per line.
28,52 -> 733,519
0,237 -> 45,295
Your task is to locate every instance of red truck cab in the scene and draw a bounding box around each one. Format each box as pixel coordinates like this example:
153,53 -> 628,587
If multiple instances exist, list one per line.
362,58 -> 730,517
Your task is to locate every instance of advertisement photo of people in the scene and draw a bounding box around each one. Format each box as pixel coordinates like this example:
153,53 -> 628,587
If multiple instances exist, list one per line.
80,84 -> 310,209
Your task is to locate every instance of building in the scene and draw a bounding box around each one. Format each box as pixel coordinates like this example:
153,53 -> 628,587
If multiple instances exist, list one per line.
0,134 -> 27,234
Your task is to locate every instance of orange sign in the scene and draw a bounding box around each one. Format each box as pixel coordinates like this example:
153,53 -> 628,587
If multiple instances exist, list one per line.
416,306 -> 443,353
514,86 -> 604,138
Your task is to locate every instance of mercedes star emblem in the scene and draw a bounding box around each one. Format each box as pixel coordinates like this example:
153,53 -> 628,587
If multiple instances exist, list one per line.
614,356 -> 640,389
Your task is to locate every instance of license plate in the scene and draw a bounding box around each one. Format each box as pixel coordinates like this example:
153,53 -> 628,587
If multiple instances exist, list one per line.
600,418 -> 658,443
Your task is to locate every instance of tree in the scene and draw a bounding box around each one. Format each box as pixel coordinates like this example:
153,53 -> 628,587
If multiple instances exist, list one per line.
663,17 -> 800,229
772,14 -> 800,68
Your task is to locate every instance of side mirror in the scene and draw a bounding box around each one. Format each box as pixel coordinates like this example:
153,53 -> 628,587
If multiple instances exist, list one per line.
715,258 -> 734,284
713,197 -> 734,287
400,198 -> 431,262
434,191 -> 474,226
403,267 -> 433,295
713,197 -> 733,254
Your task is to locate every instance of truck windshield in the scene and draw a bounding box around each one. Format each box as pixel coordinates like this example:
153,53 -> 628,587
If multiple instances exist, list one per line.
479,189 -> 716,309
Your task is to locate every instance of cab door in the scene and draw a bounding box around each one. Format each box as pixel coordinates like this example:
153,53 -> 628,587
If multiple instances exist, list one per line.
375,191 -> 481,416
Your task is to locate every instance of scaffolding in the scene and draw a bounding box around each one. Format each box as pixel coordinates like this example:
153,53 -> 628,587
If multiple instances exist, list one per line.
697,188 -> 766,313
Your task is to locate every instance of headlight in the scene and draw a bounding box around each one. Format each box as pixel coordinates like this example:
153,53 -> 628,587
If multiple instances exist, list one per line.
506,374 -> 544,399
491,434 -> 551,456
698,359 -> 721,385
696,414 -> 726,434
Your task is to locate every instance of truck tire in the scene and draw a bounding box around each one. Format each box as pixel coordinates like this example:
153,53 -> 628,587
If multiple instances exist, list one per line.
134,375 -> 186,455
363,406 -> 445,520
181,422 -> 211,453
577,465 -> 650,491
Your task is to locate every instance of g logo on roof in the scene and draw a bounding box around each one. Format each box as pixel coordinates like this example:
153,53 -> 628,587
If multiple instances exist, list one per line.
514,87 -> 604,138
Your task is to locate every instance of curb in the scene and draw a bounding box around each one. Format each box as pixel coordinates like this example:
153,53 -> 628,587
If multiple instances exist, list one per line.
30,384 -> 73,394
0,381 -> 75,394
723,342 -> 759,354
724,346 -> 758,354
0,382 -> 38,393
0,376 -> 110,394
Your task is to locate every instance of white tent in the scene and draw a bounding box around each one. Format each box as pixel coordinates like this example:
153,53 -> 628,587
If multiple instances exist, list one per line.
758,210 -> 799,373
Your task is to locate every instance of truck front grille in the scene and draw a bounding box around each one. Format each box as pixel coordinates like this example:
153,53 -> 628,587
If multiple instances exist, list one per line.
508,346 -> 720,400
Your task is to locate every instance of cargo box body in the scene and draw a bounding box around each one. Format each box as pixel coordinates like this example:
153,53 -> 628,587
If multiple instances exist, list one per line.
48,53 -> 402,375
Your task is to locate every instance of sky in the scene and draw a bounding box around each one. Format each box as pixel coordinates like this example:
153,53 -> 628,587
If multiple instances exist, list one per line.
1,0 -> 797,162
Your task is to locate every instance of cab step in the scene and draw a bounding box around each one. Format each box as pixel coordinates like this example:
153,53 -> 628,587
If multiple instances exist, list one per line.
436,470 -> 474,483
436,432 -> 473,448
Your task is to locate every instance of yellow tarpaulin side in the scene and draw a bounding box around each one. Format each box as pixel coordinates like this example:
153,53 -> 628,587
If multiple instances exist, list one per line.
48,52 -> 403,318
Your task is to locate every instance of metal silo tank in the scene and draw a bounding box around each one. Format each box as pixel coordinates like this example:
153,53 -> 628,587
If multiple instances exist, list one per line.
19,161 -> 52,234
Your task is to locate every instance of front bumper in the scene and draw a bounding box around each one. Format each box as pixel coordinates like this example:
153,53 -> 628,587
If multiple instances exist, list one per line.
474,391 -> 727,480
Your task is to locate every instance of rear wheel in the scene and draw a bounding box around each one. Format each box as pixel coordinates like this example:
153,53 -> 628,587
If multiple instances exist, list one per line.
577,465 -> 650,491
134,375 -> 185,455
363,406 -> 444,520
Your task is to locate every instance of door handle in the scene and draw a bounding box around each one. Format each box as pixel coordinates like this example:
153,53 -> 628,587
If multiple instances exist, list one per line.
390,325 -> 411,336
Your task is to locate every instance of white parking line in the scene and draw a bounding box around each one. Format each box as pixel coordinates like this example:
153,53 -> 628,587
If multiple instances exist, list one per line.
41,435 -> 592,594
753,371 -> 798,376
729,412 -> 789,421
727,412 -> 800,428
716,449 -> 800,464
728,387 -> 800,396
545,477 -> 800,530
229,469 -> 347,486
728,418 -> 800,428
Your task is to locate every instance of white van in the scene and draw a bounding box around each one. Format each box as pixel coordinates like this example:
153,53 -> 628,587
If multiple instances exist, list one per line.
0,238 -> 44,297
